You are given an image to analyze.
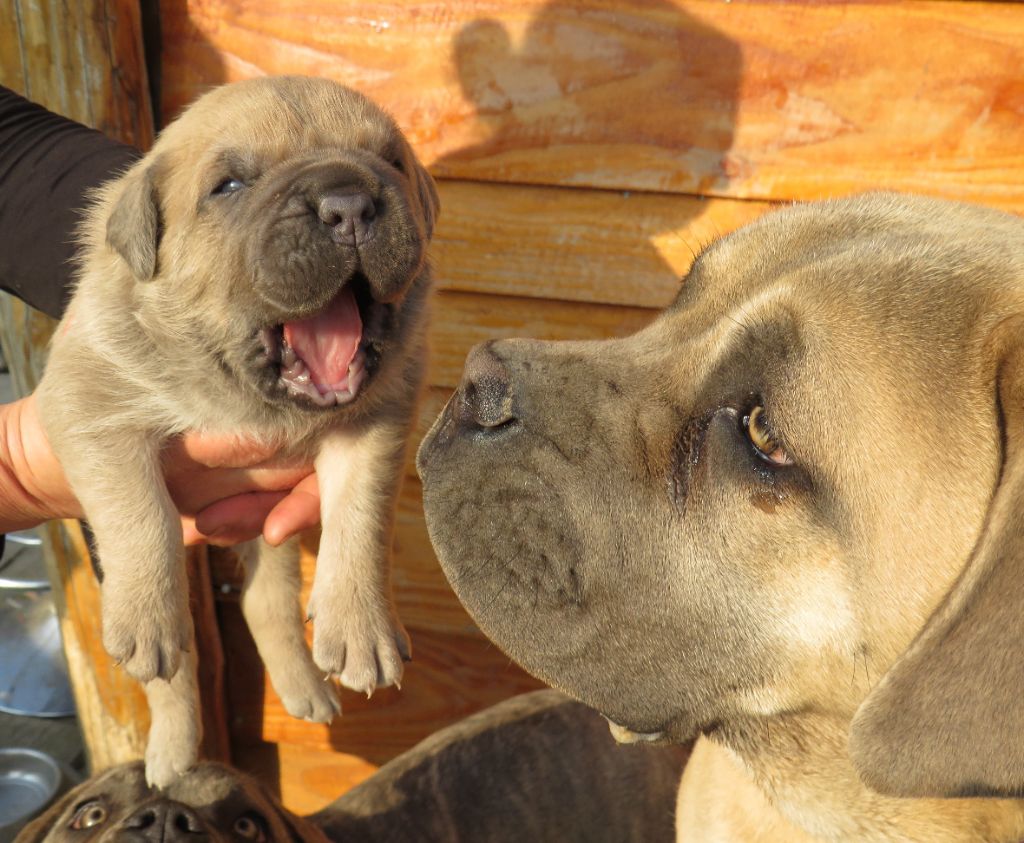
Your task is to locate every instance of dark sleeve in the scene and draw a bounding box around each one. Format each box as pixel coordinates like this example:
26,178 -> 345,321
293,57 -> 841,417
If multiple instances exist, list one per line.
0,86 -> 141,319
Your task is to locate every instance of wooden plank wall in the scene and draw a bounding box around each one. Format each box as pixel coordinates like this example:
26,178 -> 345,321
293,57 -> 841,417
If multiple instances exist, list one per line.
158,0 -> 1024,813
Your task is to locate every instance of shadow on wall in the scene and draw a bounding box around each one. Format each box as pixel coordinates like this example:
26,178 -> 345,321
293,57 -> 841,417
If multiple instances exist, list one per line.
437,1 -> 742,285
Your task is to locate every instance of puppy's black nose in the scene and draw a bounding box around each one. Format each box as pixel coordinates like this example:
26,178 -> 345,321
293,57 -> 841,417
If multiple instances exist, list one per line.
318,190 -> 376,245
122,801 -> 207,840
457,342 -> 516,431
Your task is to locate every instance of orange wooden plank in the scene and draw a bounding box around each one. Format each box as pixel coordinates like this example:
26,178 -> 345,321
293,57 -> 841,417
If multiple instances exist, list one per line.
233,742 -> 379,814
160,0 -> 1024,207
433,181 -> 773,308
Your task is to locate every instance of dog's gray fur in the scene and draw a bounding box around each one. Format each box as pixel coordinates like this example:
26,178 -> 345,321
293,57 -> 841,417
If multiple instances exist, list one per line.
418,194 -> 1024,841
37,75 -> 438,786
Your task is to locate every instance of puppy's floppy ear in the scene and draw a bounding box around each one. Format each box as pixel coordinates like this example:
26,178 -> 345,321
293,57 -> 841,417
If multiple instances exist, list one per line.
850,323 -> 1024,798
413,162 -> 440,241
271,809 -> 330,843
106,160 -> 162,281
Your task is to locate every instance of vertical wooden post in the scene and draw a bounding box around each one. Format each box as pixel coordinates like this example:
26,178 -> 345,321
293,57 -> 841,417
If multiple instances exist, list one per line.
0,0 -> 229,772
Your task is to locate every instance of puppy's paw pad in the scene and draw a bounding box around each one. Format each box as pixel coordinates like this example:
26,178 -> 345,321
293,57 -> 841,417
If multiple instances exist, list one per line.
280,680 -> 341,723
104,623 -> 189,683
102,591 -> 190,683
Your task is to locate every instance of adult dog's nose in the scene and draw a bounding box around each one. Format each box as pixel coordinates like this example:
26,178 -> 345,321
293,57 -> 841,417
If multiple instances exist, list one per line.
121,801 -> 207,841
318,190 -> 376,245
457,342 -> 517,431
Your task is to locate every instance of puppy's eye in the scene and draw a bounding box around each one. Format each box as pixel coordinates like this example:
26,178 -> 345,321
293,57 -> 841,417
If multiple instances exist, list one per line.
233,814 -> 268,842
743,405 -> 793,466
70,800 -> 108,830
390,156 -> 405,174
211,177 -> 246,196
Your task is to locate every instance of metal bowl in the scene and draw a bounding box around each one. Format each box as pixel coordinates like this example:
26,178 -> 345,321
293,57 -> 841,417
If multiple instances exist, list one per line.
0,748 -> 62,842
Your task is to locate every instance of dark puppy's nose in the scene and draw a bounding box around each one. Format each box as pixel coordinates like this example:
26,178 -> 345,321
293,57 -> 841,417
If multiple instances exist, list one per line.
122,801 -> 207,841
318,190 -> 376,245
457,342 -> 517,431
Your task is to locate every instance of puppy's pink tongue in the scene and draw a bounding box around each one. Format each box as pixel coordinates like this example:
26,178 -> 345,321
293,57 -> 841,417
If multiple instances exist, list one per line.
283,287 -> 362,390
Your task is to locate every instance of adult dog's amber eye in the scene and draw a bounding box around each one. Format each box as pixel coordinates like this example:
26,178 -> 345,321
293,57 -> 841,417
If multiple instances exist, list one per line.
70,800 -> 108,829
743,405 -> 793,466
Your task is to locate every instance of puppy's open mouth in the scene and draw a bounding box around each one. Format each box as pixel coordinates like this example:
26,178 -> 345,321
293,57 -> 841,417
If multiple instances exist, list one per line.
259,275 -> 386,408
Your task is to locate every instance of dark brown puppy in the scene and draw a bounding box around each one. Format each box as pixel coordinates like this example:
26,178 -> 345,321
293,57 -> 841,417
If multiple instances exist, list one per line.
418,194 -> 1024,841
17,691 -> 688,843
37,76 -> 438,786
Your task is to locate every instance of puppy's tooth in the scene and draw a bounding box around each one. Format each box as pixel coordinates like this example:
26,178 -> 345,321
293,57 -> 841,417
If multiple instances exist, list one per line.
281,345 -> 297,367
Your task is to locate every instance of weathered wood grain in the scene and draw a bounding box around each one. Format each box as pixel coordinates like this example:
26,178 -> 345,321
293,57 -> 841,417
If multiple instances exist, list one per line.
2,0 -> 153,146
160,0 -> 1024,207
433,181 -> 773,308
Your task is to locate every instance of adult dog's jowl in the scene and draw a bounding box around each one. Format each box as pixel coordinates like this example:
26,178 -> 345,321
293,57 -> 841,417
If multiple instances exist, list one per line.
419,194 -> 1024,841
38,76 -> 438,786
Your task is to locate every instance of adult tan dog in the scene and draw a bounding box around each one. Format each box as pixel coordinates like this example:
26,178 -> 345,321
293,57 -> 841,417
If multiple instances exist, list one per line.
418,194 -> 1024,841
36,76 -> 438,786
16,691 -> 688,843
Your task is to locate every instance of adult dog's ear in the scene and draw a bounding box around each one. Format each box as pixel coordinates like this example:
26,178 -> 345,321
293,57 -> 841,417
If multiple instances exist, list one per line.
413,162 -> 440,241
106,161 -> 162,281
850,323 -> 1024,798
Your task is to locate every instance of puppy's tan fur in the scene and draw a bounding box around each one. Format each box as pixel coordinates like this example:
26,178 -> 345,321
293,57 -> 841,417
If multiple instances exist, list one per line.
418,194 -> 1024,841
37,76 -> 438,786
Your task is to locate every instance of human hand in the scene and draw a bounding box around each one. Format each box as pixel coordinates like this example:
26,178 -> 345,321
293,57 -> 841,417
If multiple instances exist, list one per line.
0,393 -> 321,546
165,432 -> 321,546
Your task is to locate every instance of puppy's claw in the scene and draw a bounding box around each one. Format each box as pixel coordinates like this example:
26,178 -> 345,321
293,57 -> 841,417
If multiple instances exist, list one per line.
308,582 -> 409,696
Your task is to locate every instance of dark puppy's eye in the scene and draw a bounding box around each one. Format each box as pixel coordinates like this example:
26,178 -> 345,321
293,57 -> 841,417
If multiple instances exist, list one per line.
70,800 -> 108,830
233,813 -> 268,842
390,155 -> 405,174
211,177 -> 246,196
743,405 -> 793,466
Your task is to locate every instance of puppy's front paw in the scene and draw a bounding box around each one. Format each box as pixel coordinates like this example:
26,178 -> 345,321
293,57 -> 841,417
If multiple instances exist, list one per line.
308,593 -> 411,696
145,714 -> 198,789
274,662 -> 342,723
102,585 -> 190,682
